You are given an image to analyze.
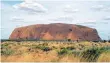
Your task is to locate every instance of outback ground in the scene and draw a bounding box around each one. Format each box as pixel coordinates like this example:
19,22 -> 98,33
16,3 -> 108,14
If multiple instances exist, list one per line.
1,41 -> 110,62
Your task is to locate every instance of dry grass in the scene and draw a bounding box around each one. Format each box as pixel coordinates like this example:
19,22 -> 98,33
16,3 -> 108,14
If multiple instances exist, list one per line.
1,41 -> 110,62
98,50 -> 110,62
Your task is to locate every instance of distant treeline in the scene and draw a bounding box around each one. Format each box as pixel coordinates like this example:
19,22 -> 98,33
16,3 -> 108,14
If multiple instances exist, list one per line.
1,39 -> 110,42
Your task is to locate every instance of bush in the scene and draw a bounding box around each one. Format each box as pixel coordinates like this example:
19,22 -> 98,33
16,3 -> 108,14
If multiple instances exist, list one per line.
1,43 -> 14,55
52,46 -> 57,49
108,40 -> 110,42
42,43 -> 48,46
102,40 -> 107,43
67,46 -> 75,50
72,50 -> 82,57
58,46 -> 75,55
80,47 -> 110,62
35,45 -> 51,52
67,39 -> 71,41
1,44 -> 8,49
1,49 -> 14,55
58,48 -> 68,55
98,50 -> 110,62
42,47 -> 51,52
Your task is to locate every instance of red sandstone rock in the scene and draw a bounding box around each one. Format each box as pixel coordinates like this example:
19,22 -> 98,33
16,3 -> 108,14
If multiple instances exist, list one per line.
9,23 -> 101,41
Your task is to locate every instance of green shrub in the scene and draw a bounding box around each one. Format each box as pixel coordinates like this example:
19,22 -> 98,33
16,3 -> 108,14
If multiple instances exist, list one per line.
35,45 -> 51,52
52,46 -> 57,49
58,48 -> 68,55
1,43 -> 15,55
42,46 -> 51,52
58,46 -> 75,55
72,50 -> 82,57
1,49 -> 14,56
80,47 -> 110,62
1,43 -> 10,50
42,43 -> 48,46
67,46 -> 75,50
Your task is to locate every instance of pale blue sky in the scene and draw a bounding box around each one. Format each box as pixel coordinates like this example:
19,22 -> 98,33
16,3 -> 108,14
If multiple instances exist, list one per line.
1,0 -> 110,40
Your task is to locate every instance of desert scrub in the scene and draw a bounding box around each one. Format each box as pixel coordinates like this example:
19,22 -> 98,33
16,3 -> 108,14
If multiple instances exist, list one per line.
80,46 -> 110,62
1,43 -> 14,55
52,46 -> 57,49
1,43 -> 9,48
57,47 -> 75,61
58,47 -> 74,55
1,48 -> 14,56
72,50 -> 82,57
98,50 -> 110,62
42,42 -> 48,46
66,46 -> 76,50
58,48 -> 68,55
16,42 -> 21,45
33,45 -> 52,52
1,44 -> 9,49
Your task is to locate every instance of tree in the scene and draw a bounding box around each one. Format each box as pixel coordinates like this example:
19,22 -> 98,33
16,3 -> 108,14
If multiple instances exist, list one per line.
67,39 -> 71,42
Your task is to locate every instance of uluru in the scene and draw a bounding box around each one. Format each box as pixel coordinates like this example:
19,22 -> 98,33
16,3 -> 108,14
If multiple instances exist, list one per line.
9,23 -> 101,41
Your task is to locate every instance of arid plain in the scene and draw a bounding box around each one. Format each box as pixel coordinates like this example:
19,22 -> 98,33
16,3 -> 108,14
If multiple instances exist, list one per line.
1,41 -> 110,62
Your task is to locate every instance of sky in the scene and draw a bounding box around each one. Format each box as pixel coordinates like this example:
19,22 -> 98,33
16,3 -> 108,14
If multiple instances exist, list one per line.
1,0 -> 110,40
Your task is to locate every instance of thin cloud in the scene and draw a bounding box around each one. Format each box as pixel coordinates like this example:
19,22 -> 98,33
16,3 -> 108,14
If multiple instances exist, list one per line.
91,5 -> 104,11
103,16 -> 110,20
104,7 -> 110,12
49,16 -> 74,22
63,5 -> 79,13
91,4 -> 110,12
13,0 -> 48,13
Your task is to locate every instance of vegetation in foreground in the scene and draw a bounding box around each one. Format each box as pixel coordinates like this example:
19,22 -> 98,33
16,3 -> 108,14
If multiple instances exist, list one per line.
1,41 -> 110,62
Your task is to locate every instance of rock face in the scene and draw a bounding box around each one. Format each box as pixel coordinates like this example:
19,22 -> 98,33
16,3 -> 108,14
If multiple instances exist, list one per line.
9,23 -> 101,41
